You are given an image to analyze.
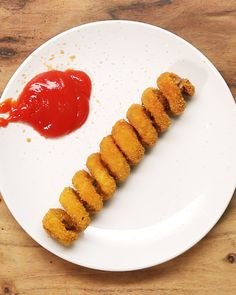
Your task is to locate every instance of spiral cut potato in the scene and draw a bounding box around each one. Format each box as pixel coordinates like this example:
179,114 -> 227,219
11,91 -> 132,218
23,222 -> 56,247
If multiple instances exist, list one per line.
72,170 -> 103,212
112,119 -> 145,165
157,72 -> 195,115
59,187 -> 91,231
100,135 -> 130,182
141,88 -> 171,133
86,153 -> 117,200
42,209 -> 78,246
42,72 -> 195,246
127,104 -> 158,147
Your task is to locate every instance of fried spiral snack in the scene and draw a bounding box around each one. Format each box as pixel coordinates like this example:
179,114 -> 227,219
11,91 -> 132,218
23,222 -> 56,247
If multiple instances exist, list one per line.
141,88 -> 171,133
112,119 -> 145,165
86,153 -> 117,200
42,209 -> 78,246
59,187 -> 91,231
127,104 -> 158,147
100,135 -> 130,182
72,170 -> 103,212
42,72 -> 195,245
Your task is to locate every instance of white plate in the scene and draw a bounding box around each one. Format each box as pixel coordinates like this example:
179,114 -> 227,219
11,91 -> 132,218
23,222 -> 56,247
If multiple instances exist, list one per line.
0,20 -> 235,271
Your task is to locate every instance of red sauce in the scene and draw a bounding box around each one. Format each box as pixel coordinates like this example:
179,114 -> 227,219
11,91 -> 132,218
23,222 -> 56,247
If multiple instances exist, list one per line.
0,69 -> 91,138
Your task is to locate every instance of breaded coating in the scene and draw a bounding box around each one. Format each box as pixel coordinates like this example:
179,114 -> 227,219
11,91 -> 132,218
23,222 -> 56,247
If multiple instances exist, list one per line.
179,79 -> 195,96
112,119 -> 144,165
168,72 -> 182,84
157,72 -> 186,115
167,72 -> 195,96
155,90 -> 169,111
100,135 -> 130,182
72,170 -> 103,212
42,208 -> 78,246
142,88 -> 171,133
127,104 -> 158,148
86,153 -> 116,200
59,187 -> 91,231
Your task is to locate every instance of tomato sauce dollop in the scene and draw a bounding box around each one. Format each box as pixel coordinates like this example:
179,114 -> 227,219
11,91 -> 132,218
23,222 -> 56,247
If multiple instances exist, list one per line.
0,69 -> 91,138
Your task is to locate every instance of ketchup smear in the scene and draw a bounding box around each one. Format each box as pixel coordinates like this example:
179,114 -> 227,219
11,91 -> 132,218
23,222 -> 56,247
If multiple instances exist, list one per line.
0,69 -> 91,138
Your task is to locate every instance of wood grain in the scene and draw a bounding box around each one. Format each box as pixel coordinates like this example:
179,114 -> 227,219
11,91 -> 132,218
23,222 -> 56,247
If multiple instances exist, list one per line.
0,1 -> 235,294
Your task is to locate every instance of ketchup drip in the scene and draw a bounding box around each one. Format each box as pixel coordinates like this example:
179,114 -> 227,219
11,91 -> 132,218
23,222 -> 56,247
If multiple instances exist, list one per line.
0,69 -> 91,138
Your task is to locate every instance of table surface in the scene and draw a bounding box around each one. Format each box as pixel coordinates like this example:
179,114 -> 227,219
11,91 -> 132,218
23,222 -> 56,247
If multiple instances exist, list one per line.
0,0 -> 235,294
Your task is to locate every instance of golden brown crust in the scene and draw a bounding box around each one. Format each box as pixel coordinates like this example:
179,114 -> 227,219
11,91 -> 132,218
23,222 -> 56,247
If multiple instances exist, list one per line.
59,187 -> 91,231
112,119 -> 145,165
141,87 -> 171,133
127,104 -> 158,147
72,170 -> 103,212
168,72 -> 195,96
86,153 -> 116,200
179,78 -> 195,96
155,89 -> 170,110
42,208 -> 78,246
157,72 -> 186,115
100,135 -> 130,182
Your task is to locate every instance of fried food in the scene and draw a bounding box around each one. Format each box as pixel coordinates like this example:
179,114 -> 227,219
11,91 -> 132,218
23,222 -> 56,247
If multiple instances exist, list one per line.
59,187 -> 91,230
42,208 -> 78,246
86,153 -> 116,200
72,170 -> 103,212
112,119 -> 145,165
167,72 -> 195,96
43,71 -> 195,246
100,135 -> 130,182
179,78 -> 195,96
141,88 -> 171,133
157,72 -> 187,115
127,104 -> 157,147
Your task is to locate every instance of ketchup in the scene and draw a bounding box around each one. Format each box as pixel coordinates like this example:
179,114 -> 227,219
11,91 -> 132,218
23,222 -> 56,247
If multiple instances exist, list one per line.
0,69 -> 91,138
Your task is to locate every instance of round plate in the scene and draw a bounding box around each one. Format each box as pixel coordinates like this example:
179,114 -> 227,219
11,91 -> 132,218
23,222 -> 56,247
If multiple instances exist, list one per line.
0,20 -> 235,271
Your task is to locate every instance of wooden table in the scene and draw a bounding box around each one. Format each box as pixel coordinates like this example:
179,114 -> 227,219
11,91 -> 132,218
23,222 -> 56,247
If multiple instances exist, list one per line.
0,1 -> 235,294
